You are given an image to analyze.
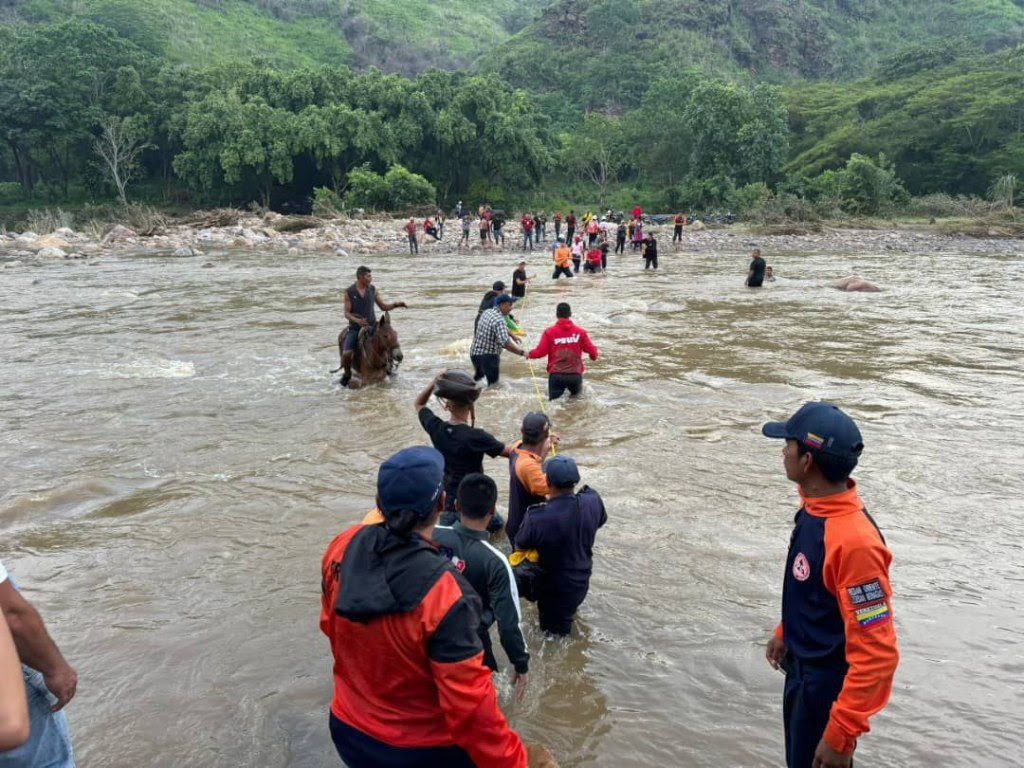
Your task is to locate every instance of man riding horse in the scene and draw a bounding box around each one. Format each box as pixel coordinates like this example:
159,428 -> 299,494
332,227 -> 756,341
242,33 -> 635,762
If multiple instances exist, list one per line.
339,266 -> 407,387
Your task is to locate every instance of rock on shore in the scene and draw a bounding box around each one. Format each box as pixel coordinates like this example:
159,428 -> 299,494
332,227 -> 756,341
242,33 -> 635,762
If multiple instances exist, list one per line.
2,211 -> 1022,267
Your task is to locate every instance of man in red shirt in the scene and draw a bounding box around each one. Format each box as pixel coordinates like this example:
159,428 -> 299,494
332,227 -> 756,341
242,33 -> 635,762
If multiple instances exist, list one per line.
520,213 -> 535,251
320,446 -> 534,768
527,302 -> 599,400
403,218 -> 418,254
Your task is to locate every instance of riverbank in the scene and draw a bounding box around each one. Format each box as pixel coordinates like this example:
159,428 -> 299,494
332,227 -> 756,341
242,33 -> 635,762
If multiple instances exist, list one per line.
2,210 -> 1021,267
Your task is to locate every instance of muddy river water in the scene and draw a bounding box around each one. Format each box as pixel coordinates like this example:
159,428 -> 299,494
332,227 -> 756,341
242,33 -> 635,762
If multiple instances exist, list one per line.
2,239 -> 1023,767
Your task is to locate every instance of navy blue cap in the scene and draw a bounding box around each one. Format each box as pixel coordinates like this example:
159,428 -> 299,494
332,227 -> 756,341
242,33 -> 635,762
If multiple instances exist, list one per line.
543,455 -> 580,487
377,446 -> 445,519
493,294 -> 517,306
762,402 -> 864,460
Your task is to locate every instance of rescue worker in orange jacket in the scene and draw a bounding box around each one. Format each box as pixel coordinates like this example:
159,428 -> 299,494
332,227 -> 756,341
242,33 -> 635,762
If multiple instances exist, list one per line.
507,412 -> 558,547
320,446 -> 535,768
762,402 -> 899,768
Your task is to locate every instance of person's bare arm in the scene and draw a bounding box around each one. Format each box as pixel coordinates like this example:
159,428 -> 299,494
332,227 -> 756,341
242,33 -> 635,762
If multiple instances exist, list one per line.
0,612 -> 29,750
375,293 -> 407,312
0,581 -> 77,711
414,375 -> 438,412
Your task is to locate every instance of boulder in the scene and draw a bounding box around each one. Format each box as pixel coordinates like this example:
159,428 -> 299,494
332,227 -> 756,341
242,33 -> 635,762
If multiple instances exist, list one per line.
334,249 -> 349,258
690,220 -> 705,231
54,227 -> 77,239
16,231 -> 39,242
37,246 -> 67,259
28,234 -> 72,251
103,225 -> 137,243
172,246 -> 199,257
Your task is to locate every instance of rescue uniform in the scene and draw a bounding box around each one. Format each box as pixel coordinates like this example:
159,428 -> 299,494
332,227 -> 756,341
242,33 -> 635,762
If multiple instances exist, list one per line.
777,480 -> 899,767
506,442 -> 547,547
433,523 -> 529,675
515,486 -> 607,635
321,523 -> 526,768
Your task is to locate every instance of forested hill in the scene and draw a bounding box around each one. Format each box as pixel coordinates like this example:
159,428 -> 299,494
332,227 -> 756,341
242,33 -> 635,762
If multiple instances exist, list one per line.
0,0 -> 549,72
481,0 -> 1024,113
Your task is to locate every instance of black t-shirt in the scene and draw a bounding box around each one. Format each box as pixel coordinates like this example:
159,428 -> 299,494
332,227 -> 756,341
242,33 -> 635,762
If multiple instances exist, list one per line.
511,268 -> 527,298
748,256 -> 766,287
418,407 -> 505,510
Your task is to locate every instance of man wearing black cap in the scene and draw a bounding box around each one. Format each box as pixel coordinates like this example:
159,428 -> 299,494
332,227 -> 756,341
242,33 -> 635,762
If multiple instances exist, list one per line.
474,281 -> 506,332
761,403 -> 899,768
506,412 -> 557,547
470,295 -> 526,386
514,455 -> 607,635
319,446 -> 530,768
434,474 -> 530,699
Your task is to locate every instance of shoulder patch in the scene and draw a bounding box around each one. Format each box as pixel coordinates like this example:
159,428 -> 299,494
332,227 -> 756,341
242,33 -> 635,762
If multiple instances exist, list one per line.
854,601 -> 891,628
847,579 -> 885,605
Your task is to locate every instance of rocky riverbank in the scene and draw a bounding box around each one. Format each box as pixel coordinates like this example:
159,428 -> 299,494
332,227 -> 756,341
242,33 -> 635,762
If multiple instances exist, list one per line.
2,211 -> 1021,267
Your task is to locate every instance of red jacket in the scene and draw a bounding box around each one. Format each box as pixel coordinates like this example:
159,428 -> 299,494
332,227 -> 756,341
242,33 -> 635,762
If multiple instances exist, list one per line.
520,216 -> 534,231
528,317 -> 598,374
321,524 -> 526,767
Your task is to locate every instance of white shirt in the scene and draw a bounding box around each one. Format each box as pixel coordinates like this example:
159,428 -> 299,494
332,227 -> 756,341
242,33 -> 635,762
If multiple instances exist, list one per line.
0,558 -> 7,584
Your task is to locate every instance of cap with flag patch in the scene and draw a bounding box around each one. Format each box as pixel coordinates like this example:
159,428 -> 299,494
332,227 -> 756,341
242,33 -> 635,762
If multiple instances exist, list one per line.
762,402 -> 864,461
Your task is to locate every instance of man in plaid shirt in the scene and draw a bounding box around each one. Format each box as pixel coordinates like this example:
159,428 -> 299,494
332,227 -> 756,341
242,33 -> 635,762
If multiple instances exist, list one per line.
470,294 -> 527,386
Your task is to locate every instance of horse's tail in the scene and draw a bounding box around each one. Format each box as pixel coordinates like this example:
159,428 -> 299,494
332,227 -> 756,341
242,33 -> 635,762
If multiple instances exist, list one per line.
330,330 -> 345,373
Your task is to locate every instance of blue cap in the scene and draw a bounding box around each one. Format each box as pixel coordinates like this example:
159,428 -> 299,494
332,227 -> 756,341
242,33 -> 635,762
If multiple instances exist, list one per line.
543,455 -> 580,487
493,294 -> 517,307
377,446 -> 445,519
762,402 -> 864,460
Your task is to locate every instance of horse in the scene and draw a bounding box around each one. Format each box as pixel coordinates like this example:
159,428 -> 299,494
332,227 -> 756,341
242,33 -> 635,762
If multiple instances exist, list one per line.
334,312 -> 403,388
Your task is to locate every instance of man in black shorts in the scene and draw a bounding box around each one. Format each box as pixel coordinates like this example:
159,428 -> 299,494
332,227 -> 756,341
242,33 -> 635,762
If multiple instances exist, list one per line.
339,266 -> 407,387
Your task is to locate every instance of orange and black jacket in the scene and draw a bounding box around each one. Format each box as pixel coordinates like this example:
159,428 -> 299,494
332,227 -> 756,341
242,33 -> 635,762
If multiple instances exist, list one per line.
775,479 -> 899,755
320,523 -> 526,767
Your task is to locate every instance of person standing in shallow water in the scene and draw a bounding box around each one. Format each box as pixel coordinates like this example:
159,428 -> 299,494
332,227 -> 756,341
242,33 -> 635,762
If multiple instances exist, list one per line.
414,370 -> 510,531
746,248 -> 766,287
514,455 -> 607,636
762,402 -> 899,768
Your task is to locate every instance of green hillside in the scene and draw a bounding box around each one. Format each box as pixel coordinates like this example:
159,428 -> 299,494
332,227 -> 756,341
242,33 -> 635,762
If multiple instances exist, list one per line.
481,0 -> 1024,113
2,0 -> 549,71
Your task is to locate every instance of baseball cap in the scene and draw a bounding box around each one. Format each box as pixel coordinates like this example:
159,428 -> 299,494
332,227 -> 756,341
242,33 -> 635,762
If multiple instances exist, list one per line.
521,411 -> 549,442
543,455 -> 580,487
377,446 -> 445,519
492,280 -> 506,291
494,294 -> 515,306
762,402 -> 864,460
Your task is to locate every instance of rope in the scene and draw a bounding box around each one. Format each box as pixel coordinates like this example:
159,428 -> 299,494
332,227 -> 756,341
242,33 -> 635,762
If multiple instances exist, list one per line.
514,285 -> 556,456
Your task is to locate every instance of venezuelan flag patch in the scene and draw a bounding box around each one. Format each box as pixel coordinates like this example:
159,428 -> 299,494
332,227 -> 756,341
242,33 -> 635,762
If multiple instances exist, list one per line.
855,601 -> 891,628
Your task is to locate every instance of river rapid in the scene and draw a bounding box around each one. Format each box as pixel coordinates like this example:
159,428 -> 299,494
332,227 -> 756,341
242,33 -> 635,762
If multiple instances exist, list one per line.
2,236 -> 1023,767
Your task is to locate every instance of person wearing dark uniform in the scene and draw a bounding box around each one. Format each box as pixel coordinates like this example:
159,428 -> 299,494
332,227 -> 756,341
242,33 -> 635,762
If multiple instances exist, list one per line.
340,266 -> 407,387
414,371 -> 510,530
514,456 -> 607,635
434,474 -> 530,700
475,281 -> 506,332
512,262 -> 528,299
746,248 -> 767,287
506,412 -> 556,547
319,447 -> 530,768
762,402 -> 899,768
642,234 -> 658,270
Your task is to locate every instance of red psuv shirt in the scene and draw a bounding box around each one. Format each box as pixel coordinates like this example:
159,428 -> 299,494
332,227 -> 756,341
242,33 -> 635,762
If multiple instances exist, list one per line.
528,317 -> 599,374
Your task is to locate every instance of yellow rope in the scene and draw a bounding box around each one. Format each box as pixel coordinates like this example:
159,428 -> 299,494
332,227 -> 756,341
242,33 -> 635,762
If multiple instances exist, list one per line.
514,285 -> 556,456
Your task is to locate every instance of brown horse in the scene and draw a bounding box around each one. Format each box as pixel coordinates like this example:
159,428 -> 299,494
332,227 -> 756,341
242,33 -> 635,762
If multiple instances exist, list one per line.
335,312 -> 403,388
